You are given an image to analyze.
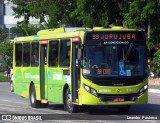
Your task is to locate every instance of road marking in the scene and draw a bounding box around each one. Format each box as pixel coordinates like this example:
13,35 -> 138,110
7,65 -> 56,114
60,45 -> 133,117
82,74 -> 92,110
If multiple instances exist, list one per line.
1,99 -> 28,105
148,89 -> 160,94
0,103 -> 65,114
145,120 -> 157,123
0,103 -> 30,109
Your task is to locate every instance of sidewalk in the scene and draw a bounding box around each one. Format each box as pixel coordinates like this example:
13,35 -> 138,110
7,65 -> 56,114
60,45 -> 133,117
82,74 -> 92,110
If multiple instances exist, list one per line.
148,78 -> 160,89
148,78 -> 160,93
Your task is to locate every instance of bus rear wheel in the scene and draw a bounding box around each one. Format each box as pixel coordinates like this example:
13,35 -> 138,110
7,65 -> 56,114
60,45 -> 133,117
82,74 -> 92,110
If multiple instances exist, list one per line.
65,88 -> 79,113
29,85 -> 41,108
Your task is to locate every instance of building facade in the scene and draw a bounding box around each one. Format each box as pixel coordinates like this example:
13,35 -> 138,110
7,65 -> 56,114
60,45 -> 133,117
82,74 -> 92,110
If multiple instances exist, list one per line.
0,0 -> 4,29
1,0 -> 39,41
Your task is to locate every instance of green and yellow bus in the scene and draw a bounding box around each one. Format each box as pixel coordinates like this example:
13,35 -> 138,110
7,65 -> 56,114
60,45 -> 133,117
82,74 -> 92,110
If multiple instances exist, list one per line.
13,27 -> 148,113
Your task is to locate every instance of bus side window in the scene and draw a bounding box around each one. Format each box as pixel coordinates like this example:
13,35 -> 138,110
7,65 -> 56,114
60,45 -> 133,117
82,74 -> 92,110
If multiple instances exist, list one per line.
59,39 -> 70,67
15,43 -> 22,66
23,43 -> 30,67
31,42 -> 39,67
49,40 -> 59,67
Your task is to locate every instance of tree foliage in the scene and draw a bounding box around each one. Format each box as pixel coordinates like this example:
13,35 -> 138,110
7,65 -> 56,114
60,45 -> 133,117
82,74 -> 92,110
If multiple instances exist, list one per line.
71,0 -> 123,27
9,0 -> 79,28
9,0 -> 130,28
0,28 -> 12,67
0,28 -> 8,43
124,0 -> 160,47
0,41 -> 13,67
14,21 -> 41,36
150,49 -> 160,77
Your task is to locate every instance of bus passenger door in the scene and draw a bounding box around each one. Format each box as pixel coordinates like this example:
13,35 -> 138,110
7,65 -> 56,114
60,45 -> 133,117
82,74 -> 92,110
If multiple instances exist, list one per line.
72,42 -> 81,103
40,41 -> 48,99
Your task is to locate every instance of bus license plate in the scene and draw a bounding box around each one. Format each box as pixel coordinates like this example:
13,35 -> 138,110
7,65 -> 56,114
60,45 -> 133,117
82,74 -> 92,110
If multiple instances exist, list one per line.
113,98 -> 124,102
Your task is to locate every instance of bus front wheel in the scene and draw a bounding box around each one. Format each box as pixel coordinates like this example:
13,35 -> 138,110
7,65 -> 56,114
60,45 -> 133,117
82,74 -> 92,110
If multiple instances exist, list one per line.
65,88 -> 79,113
29,85 -> 41,108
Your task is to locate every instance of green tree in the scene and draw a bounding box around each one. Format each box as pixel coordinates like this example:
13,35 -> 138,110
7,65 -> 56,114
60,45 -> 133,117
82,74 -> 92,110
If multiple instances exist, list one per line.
9,0 -> 130,28
150,49 -> 160,77
0,41 -> 13,67
9,0 -> 79,28
0,28 -> 8,42
0,28 -> 13,67
124,0 -> 160,48
71,0 -> 128,27
15,21 -> 41,36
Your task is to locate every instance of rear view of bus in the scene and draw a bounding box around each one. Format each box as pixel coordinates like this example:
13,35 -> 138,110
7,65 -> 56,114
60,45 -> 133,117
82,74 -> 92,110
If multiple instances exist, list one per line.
78,27 -> 148,113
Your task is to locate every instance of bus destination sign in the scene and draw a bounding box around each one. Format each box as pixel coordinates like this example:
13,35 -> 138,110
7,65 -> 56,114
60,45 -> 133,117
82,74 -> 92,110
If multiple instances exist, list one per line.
92,33 -> 136,40
85,31 -> 145,45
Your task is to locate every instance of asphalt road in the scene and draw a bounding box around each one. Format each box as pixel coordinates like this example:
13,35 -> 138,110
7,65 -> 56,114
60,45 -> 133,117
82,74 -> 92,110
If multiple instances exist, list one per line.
0,82 -> 160,123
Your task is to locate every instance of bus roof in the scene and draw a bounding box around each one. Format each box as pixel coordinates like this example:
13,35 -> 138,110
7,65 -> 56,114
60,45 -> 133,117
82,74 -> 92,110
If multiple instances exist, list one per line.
14,35 -> 39,42
37,26 -> 138,35
37,27 -> 91,35
14,26 -> 144,42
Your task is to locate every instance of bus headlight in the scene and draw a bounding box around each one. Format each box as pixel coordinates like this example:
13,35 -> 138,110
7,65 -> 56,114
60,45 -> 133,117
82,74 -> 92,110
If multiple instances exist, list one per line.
139,84 -> 148,96
84,85 -> 90,91
83,84 -> 97,96
90,88 -> 97,96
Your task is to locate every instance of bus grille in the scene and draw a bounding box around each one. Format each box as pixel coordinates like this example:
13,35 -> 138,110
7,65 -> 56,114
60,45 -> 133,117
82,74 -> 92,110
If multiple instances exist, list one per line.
98,93 -> 138,102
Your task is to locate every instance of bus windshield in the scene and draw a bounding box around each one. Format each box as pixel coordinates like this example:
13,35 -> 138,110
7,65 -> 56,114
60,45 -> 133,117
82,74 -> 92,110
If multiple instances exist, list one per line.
82,44 -> 146,77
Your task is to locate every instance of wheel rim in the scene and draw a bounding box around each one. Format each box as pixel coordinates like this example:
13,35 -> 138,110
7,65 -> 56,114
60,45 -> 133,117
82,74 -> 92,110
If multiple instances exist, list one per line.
31,90 -> 35,104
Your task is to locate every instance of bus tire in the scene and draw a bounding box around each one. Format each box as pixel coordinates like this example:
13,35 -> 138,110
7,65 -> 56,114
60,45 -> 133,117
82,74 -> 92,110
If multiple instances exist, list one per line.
65,88 -> 79,113
29,85 -> 41,108
41,103 -> 48,108
10,81 -> 14,92
118,106 -> 130,113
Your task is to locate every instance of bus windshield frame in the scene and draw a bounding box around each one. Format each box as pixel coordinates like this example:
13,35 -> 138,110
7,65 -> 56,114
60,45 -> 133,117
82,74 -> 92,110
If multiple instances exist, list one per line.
82,31 -> 148,79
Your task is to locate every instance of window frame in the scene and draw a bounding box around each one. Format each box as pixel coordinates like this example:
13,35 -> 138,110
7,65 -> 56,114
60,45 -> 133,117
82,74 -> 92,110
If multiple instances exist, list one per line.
22,42 -> 31,67
48,40 -> 59,67
31,42 -> 39,67
59,39 -> 71,68
15,43 -> 23,67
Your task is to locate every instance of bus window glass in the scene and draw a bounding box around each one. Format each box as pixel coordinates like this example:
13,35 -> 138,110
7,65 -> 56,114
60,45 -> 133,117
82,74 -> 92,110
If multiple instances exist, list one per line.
15,43 -> 22,66
49,40 -> 59,67
23,43 -> 30,66
59,39 -> 70,67
83,45 -> 146,77
31,42 -> 39,66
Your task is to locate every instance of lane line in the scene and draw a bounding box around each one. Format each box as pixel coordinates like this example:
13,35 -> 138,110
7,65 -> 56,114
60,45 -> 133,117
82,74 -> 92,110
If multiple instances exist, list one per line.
0,103 -> 64,114
0,99 -> 28,105
0,103 -> 30,109
144,120 -> 157,123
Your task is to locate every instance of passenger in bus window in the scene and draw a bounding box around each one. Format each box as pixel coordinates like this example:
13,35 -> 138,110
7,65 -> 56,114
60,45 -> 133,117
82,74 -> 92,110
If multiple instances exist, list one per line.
32,55 -> 39,66
62,50 -> 70,66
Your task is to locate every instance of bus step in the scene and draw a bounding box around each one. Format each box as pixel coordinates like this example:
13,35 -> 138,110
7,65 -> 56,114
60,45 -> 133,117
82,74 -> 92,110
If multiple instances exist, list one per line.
41,99 -> 48,104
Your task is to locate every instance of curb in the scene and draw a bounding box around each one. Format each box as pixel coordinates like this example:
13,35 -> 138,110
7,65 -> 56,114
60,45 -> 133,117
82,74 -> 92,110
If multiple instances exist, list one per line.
148,89 -> 160,93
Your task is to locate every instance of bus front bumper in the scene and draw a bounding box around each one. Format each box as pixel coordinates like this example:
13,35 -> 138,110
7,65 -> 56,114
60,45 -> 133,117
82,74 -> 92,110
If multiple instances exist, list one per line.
78,87 -> 148,106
